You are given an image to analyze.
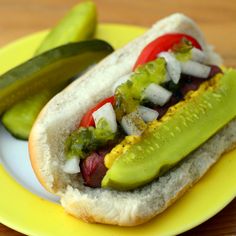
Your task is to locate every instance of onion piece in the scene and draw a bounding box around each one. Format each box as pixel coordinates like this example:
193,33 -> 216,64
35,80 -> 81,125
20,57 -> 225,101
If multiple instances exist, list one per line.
143,83 -> 172,106
191,48 -> 206,63
121,111 -> 146,136
92,103 -> 117,133
180,60 -> 211,78
158,52 -> 181,84
138,105 -> 159,122
63,157 -> 80,174
112,73 -> 132,93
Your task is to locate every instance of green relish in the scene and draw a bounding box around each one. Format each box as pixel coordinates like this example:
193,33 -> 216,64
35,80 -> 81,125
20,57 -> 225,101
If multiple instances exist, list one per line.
115,58 -> 167,120
65,39 -> 194,160
172,38 -> 193,62
65,118 -> 116,159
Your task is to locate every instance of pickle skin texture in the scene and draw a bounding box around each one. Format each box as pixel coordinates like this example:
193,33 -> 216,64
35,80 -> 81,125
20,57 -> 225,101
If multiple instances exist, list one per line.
102,70 -> 236,190
0,40 -> 113,115
2,1 -> 98,140
35,1 -> 97,55
2,89 -> 55,140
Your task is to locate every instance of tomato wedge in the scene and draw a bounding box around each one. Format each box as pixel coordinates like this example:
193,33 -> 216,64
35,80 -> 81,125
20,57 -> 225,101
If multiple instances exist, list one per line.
79,96 -> 115,127
80,34 -> 202,128
133,33 -> 202,70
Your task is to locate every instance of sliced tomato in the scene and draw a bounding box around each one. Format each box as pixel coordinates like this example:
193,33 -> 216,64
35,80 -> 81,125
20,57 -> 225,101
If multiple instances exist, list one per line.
79,96 -> 115,128
79,34 -> 201,127
133,33 -> 202,70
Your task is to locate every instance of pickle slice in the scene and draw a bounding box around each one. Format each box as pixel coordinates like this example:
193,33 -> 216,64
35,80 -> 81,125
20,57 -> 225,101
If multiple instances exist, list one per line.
102,70 -> 236,190
0,40 -> 113,115
2,1 -> 98,140
2,89 -> 58,139
35,1 -> 97,55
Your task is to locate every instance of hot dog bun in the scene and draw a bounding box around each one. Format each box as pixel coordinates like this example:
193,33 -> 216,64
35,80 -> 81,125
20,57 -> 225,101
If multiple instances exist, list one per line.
29,13 -> 234,226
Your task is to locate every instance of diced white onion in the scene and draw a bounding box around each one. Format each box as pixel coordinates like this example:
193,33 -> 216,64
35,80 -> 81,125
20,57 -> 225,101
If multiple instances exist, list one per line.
63,157 -> 80,174
138,105 -> 159,122
143,83 -> 172,106
158,52 -> 181,84
180,60 -> 211,78
191,48 -> 206,63
112,73 -> 132,93
121,112 -> 146,136
92,102 -> 117,133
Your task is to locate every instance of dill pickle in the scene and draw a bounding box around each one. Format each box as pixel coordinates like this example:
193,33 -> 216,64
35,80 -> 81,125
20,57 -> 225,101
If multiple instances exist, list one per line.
2,88 -> 59,139
102,70 -> 236,190
35,1 -> 97,55
0,40 -> 113,116
2,1 -> 98,140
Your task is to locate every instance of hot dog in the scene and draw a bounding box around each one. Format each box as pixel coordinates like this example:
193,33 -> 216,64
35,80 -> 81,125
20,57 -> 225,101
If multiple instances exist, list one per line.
29,13 -> 236,226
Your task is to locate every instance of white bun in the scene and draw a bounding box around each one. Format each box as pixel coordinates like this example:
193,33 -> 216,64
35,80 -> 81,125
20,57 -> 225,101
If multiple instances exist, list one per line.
29,13 -> 231,226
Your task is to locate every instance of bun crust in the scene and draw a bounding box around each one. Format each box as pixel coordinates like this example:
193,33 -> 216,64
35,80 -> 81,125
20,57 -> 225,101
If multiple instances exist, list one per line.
60,118 -> 236,226
29,13 -> 226,226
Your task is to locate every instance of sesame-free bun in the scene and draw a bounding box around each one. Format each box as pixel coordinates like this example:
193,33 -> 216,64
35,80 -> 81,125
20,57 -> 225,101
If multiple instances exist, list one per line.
29,13 -> 231,226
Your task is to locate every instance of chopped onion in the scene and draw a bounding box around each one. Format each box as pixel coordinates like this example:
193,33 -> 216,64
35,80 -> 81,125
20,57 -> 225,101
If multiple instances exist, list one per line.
143,83 -> 172,106
112,73 -> 132,93
92,102 -> 117,133
63,157 -> 80,174
158,52 -> 181,84
121,111 -> 146,136
138,105 -> 159,122
180,60 -> 211,78
191,48 -> 206,63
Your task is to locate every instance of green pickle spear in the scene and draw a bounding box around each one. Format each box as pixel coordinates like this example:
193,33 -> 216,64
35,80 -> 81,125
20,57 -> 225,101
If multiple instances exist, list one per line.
35,1 -> 97,55
0,40 -> 113,138
102,70 -> 236,190
2,1 -> 98,140
2,88 -> 59,139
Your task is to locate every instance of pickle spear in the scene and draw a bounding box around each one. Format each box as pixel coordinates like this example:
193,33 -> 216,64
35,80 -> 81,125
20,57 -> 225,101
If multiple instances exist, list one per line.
35,1 -> 97,55
2,88 -> 60,139
0,40 -> 113,115
102,70 -> 236,190
2,1 -> 98,140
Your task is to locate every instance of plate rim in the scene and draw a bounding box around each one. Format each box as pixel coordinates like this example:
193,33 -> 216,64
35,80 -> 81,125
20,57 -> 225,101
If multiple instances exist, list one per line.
0,22 -> 236,236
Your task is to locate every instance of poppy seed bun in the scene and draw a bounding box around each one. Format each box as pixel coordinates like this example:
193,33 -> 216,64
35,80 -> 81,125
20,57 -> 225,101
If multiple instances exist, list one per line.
29,13 -> 227,226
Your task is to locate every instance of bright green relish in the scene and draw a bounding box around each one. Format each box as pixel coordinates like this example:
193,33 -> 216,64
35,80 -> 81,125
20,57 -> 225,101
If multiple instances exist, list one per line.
65,118 -> 116,159
65,39 -> 194,159
172,38 -> 193,62
115,58 -> 167,120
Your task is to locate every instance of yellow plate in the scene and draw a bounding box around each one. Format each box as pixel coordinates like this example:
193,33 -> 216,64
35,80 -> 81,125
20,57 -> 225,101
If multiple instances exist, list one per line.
0,24 -> 236,236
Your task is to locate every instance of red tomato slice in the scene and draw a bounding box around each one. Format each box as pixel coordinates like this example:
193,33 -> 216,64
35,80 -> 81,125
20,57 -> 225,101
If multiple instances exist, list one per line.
79,96 -> 115,128
79,34 -> 201,128
133,33 -> 202,70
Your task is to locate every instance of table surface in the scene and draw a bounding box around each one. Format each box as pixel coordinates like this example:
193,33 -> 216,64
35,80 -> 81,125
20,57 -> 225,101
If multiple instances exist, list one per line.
0,0 -> 236,235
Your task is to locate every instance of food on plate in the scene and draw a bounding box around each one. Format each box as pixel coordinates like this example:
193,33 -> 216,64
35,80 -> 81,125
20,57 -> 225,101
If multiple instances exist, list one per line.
2,1 -> 98,140
2,88 -> 61,139
0,40 -> 113,139
29,13 -> 236,226
35,1 -> 97,55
